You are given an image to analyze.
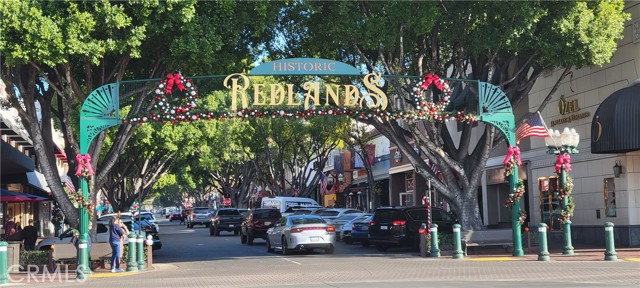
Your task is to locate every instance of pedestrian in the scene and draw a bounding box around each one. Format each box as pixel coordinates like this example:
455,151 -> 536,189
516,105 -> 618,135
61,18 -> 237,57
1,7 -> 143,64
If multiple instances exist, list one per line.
109,216 -> 125,273
117,218 -> 129,259
21,219 -> 38,250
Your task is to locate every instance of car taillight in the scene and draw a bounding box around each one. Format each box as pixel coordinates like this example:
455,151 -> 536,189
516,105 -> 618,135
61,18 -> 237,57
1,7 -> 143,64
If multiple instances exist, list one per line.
369,220 -> 375,225
352,225 -> 358,231
290,228 -> 304,233
392,220 -> 406,226
326,226 -> 335,232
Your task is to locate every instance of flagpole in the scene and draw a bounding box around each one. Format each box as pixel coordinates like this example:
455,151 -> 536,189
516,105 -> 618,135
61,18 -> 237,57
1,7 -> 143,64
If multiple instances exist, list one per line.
536,110 -> 557,147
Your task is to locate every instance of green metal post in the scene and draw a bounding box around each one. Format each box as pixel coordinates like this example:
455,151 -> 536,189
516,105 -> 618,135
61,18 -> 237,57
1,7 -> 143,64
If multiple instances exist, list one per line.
452,224 -> 463,259
0,242 -> 8,284
77,178 -> 90,278
137,234 -> 145,271
604,222 -> 618,261
430,224 -> 440,258
510,168 -> 524,256
560,166 -> 574,255
537,223 -> 550,261
127,233 -> 138,272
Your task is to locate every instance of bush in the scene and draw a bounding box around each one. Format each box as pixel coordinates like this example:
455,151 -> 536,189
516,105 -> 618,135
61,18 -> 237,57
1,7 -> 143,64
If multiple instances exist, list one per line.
20,250 -> 49,266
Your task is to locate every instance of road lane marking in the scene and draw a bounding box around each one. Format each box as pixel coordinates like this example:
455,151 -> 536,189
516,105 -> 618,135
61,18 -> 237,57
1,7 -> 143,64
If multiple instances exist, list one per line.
280,257 -> 302,265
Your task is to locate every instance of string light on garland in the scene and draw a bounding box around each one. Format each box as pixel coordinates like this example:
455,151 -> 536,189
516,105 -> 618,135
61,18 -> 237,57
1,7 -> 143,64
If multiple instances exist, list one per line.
505,180 -> 527,225
125,73 -> 479,125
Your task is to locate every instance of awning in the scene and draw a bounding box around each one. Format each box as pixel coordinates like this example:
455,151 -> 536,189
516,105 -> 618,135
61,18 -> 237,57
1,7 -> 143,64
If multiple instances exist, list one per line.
591,83 -> 640,154
0,189 -> 48,202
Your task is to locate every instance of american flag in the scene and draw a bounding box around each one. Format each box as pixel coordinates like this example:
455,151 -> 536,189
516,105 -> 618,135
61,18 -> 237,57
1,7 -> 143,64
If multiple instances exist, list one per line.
65,176 -> 76,193
319,173 -> 328,195
515,112 -> 549,144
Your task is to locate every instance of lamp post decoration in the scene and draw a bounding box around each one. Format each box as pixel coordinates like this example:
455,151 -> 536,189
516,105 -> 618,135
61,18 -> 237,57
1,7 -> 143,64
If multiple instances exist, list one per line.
504,180 -> 527,225
545,127 -> 579,255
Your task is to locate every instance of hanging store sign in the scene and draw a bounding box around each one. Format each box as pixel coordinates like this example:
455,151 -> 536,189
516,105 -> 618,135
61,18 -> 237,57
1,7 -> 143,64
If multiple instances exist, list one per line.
550,95 -> 590,126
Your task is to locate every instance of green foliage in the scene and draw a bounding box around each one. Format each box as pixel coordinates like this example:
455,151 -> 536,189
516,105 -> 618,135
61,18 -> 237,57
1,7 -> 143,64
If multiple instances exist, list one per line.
20,250 -> 50,266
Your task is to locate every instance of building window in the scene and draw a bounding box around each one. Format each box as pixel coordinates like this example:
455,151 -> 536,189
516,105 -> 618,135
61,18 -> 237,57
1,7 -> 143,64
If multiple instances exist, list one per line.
604,178 -> 616,217
538,177 -> 562,230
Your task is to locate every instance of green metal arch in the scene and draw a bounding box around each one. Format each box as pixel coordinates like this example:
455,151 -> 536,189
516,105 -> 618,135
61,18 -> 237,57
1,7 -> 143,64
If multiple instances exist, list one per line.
477,82 -> 516,146
79,83 -> 122,154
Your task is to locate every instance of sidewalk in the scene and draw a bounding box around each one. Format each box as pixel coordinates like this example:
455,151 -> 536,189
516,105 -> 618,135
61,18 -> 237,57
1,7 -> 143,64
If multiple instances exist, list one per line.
459,245 -> 640,261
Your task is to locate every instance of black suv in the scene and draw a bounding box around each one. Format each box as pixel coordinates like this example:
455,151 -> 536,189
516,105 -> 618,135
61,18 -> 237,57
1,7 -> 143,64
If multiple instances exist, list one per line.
210,208 -> 244,236
240,208 -> 281,245
368,206 -> 457,251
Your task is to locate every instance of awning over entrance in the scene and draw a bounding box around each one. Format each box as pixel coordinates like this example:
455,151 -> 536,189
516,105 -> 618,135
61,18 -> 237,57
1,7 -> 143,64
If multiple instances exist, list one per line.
591,83 -> 640,154
0,189 -> 48,202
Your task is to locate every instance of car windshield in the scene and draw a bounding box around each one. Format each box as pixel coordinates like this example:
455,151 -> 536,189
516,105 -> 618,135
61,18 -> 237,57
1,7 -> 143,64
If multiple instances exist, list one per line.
193,208 -> 210,214
336,214 -> 360,221
290,217 -> 325,225
318,211 -> 339,217
217,209 -> 240,216
406,209 -> 428,221
253,209 -> 281,219
373,210 -> 402,223
352,214 -> 372,222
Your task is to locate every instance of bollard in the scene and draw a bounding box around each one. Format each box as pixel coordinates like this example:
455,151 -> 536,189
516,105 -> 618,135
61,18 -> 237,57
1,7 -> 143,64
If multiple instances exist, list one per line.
145,235 -> 154,269
419,223 -> 428,257
137,234 -> 145,271
127,232 -> 138,272
0,242 -> 8,284
537,223 -> 550,261
76,239 -> 90,279
452,224 -> 463,259
430,224 -> 440,258
604,222 -> 618,261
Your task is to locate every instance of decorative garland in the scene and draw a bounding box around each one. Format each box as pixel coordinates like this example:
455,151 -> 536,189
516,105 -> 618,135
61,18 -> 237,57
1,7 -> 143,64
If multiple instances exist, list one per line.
557,175 -> 575,223
64,184 -> 94,214
503,145 -> 522,177
505,180 -> 527,225
124,73 -> 479,125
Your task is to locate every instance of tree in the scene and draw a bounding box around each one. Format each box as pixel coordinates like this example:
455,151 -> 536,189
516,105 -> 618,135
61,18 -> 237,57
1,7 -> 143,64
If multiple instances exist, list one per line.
0,0 -> 283,225
271,1 -> 628,230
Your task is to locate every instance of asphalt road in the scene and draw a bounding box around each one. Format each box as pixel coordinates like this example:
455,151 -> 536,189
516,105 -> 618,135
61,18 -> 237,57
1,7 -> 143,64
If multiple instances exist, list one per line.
13,215 -> 640,288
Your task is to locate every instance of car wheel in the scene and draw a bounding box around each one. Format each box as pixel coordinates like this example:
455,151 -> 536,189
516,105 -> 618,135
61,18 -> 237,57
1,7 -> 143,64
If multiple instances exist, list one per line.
240,232 -> 247,244
325,245 -> 334,254
266,238 -> 274,253
247,232 -> 254,245
375,244 -> 388,252
282,237 -> 290,255
362,240 -> 370,247
343,237 -> 353,245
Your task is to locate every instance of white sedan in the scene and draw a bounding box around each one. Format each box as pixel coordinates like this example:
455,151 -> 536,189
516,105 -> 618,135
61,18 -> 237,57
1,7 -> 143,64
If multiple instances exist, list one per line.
266,215 -> 336,255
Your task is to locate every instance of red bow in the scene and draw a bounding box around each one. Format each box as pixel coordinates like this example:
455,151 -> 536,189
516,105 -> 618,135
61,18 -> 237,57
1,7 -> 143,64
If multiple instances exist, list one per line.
75,154 -> 95,177
503,146 -> 522,166
555,154 -> 572,174
164,73 -> 186,94
420,73 -> 444,91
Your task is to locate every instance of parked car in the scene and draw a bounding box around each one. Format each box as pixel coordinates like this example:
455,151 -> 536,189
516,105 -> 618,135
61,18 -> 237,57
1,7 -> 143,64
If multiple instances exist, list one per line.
368,206 -> 457,252
210,208 -> 244,236
282,205 -> 324,216
187,207 -> 212,228
326,213 -> 369,241
240,208 -> 281,245
348,215 -> 373,246
169,211 -> 184,222
265,215 -> 336,255
335,214 -> 372,243
99,212 -> 159,232
36,219 -> 162,251
316,208 -> 362,221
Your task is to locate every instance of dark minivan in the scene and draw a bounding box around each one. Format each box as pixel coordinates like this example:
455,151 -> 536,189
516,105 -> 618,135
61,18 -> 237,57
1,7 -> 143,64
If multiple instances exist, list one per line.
240,208 -> 282,245
369,206 -> 457,251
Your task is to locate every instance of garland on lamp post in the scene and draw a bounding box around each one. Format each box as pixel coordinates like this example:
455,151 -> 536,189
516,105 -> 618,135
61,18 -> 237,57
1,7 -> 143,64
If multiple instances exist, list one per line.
505,180 -> 527,225
558,175 -> 575,223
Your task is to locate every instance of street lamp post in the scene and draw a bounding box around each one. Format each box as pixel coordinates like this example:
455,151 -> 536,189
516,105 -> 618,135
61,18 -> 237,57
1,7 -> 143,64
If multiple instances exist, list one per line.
544,127 -> 579,255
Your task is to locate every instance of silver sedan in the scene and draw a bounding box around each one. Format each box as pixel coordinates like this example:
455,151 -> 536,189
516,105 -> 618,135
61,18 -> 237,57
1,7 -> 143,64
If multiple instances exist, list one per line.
266,215 -> 336,255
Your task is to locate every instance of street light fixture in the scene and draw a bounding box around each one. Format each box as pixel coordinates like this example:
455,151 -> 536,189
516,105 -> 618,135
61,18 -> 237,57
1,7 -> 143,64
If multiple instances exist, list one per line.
613,161 -> 622,178
544,127 -> 579,256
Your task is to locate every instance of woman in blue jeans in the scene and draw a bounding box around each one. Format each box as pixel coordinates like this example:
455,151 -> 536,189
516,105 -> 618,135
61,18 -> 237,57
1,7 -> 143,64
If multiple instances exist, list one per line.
109,216 -> 125,272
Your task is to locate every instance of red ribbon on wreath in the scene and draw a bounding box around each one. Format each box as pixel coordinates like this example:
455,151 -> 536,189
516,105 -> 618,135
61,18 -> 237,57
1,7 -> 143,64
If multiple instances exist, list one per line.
75,154 -> 95,176
165,73 -> 186,94
503,146 -> 522,166
420,73 -> 444,91
555,154 -> 572,173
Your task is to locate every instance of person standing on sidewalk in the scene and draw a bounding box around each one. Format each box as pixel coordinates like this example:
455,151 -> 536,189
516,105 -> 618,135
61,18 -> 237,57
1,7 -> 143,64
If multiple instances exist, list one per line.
109,216 -> 125,273
21,219 -> 38,250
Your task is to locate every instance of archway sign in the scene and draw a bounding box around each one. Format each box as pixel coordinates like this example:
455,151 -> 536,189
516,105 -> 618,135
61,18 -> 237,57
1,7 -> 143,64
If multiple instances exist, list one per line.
76,58 -> 522,277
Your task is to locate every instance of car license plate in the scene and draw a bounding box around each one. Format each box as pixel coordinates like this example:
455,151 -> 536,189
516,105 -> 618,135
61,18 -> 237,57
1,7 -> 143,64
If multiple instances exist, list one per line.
310,237 -> 320,242
229,224 -> 234,227
264,222 -> 271,225
362,226 -> 369,231
380,225 -> 388,230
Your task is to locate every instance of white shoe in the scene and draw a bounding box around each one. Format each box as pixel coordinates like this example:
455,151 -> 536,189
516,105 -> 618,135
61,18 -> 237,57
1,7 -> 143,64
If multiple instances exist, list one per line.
116,268 -> 124,272
111,269 -> 117,273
